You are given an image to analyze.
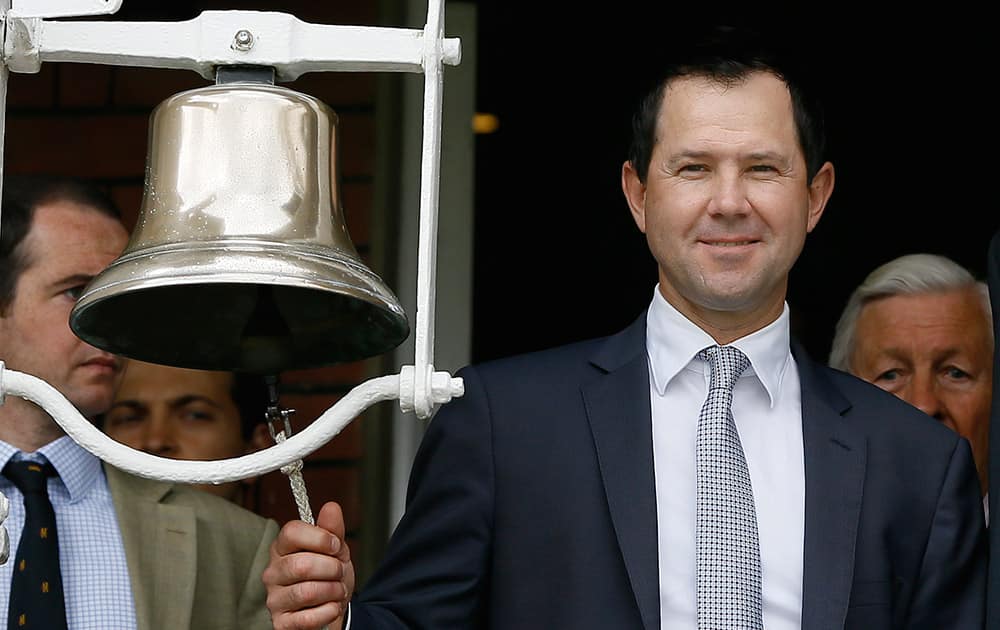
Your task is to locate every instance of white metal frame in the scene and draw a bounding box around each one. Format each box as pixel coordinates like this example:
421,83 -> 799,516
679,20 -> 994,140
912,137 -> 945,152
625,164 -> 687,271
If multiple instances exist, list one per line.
0,0 -> 464,528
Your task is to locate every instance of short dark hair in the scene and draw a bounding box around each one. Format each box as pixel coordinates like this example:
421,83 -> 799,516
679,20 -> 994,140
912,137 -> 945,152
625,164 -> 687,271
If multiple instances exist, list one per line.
0,174 -> 122,314
230,372 -> 269,441
627,25 -> 826,184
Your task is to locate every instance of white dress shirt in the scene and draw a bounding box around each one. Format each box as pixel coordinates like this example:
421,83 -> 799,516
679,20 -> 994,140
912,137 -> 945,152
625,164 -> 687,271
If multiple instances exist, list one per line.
647,288 -> 805,630
1,436 -> 137,629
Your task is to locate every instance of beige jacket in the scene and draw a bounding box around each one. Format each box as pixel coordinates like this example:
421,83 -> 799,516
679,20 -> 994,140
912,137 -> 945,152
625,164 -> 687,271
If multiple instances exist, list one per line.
105,464 -> 278,630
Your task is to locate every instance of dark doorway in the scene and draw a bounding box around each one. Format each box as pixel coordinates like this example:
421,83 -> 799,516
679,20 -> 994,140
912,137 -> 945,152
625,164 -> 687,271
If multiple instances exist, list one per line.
472,4 -> 996,364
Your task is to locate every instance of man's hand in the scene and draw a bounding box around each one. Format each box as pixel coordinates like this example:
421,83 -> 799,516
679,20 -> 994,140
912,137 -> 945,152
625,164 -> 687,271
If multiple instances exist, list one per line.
263,502 -> 355,630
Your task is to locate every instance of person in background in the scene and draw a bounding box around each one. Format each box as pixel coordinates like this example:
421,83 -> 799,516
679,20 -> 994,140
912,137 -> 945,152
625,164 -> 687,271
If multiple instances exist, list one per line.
829,254 -> 992,503
103,360 -> 272,504
0,174 -> 276,629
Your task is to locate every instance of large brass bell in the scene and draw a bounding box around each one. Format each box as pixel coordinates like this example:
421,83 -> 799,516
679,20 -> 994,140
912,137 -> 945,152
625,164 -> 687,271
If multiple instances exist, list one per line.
70,81 -> 408,374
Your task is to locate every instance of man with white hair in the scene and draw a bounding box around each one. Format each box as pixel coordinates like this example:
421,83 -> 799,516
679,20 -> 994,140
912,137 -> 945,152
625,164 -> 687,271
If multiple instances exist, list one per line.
830,253 -> 993,499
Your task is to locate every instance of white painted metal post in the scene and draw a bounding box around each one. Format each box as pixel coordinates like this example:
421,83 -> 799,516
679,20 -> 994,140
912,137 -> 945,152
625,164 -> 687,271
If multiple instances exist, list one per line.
400,0 -> 448,419
0,0 -> 11,568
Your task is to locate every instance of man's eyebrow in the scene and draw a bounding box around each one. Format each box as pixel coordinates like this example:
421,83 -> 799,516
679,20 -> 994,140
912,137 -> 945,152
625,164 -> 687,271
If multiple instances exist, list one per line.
745,151 -> 787,162
932,348 -> 972,364
879,347 -> 969,363
665,150 -> 712,164
663,150 -> 790,165
107,400 -> 144,411
169,395 -> 224,410
50,273 -> 96,289
872,347 -> 910,362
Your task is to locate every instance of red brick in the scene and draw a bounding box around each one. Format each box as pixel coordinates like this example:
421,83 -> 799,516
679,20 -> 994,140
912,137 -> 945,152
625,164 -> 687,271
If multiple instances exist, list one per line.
281,361 -> 368,385
338,113 -> 375,178
6,65 -> 56,110
4,114 -> 148,178
58,64 -> 112,108
342,181 -> 372,246
112,67 -> 210,108
290,73 -> 376,109
254,465 -> 361,528
110,184 -> 145,230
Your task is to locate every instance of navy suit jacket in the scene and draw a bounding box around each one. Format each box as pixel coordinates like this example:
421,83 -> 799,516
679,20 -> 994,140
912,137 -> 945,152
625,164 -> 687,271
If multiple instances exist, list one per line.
356,315 -> 986,629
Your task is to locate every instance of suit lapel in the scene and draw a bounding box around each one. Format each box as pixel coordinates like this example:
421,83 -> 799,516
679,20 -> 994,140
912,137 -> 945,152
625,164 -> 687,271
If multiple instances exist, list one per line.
583,316 -> 660,630
794,350 -> 866,630
105,465 -> 198,630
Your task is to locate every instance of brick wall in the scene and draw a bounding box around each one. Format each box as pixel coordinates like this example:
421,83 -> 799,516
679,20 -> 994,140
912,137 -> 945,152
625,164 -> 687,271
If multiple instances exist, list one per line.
4,0 -> 391,570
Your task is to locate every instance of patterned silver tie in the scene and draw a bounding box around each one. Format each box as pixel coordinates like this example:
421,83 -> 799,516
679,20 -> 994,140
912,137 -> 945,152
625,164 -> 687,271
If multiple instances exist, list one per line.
696,345 -> 763,630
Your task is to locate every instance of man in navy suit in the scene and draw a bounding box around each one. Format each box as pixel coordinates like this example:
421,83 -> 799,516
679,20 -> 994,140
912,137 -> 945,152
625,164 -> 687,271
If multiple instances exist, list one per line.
262,30 -> 987,630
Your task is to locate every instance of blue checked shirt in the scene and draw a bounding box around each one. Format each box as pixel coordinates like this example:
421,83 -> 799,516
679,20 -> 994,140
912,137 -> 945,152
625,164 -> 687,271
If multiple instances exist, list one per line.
1,436 -> 137,629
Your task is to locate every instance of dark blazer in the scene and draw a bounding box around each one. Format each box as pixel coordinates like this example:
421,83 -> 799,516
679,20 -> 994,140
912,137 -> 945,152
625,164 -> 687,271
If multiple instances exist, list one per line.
355,315 -> 986,629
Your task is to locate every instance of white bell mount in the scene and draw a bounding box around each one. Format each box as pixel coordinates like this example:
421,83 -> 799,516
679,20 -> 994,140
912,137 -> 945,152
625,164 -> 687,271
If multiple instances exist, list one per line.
0,0 -> 464,547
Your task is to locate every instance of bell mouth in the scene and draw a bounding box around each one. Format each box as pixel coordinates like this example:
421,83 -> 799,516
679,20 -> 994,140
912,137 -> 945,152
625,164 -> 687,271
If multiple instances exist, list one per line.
69,240 -> 409,374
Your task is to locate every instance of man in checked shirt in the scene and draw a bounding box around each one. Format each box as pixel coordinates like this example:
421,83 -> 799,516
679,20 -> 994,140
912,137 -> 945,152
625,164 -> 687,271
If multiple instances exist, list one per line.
0,174 -> 276,629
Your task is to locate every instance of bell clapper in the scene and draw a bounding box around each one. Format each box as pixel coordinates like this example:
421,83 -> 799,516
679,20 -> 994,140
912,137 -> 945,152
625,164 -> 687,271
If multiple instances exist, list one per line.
264,375 -> 316,526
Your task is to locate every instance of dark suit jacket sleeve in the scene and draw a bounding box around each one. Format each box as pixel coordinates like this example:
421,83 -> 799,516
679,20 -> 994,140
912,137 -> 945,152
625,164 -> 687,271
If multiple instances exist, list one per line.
906,437 -> 987,629
352,366 -> 494,628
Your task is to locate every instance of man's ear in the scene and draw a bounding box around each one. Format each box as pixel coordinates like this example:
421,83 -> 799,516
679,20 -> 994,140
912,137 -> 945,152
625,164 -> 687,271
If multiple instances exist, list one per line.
622,160 -> 648,233
806,161 -> 835,233
239,423 -> 272,492
248,422 -> 272,453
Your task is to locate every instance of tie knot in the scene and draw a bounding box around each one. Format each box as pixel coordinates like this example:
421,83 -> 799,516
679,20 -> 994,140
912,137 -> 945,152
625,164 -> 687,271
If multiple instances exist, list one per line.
699,345 -> 750,392
3,460 -> 57,495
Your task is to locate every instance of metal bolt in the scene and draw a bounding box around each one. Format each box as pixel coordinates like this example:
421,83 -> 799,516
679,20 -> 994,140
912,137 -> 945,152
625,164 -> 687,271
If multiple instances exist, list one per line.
232,29 -> 255,52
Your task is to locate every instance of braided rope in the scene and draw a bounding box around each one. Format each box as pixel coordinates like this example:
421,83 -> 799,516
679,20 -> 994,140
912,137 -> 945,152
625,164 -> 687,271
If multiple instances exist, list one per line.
273,430 -> 314,525
272,431 -> 327,629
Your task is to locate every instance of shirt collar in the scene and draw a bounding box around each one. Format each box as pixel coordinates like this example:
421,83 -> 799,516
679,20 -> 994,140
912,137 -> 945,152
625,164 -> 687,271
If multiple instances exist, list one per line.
645,286 -> 792,407
0,435 -> 103,503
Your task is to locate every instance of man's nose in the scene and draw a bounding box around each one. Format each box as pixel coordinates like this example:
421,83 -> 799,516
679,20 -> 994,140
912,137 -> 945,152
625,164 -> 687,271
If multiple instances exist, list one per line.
141,416 -> 177,456
707,173 -> 752,217
902,374 -> 953,430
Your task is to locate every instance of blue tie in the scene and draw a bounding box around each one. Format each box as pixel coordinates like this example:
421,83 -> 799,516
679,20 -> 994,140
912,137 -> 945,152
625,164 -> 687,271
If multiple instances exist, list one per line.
4,460 -> 68,630
696,346 -> 763,630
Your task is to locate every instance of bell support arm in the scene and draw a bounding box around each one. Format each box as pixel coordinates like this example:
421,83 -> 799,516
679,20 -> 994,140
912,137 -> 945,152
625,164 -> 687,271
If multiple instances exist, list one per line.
0,361 -> 463,484
2,9 -> 461,81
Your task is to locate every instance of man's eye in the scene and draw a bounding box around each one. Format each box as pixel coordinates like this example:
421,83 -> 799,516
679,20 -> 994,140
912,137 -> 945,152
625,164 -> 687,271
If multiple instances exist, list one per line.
748,164 -> 777,173
63,285 -> 86,301
876,370 -> 900,382
181,410 -> 215,422
945,366 -> 971,380
107,413 -> 141,427
678,164 -> 708,173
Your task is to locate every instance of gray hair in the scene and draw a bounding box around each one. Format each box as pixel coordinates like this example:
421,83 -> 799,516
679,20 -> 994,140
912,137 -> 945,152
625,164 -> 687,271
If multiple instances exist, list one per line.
829,254 -> 992,372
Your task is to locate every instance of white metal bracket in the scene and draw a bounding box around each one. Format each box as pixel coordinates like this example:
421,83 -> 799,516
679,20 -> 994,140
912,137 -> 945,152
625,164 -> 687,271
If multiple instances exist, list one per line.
8,0 -> 123,19
2,10 -> 460,80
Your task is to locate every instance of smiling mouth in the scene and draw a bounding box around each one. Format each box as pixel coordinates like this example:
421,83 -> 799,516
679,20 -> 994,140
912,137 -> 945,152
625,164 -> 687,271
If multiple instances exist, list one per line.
700,240 -> 759,247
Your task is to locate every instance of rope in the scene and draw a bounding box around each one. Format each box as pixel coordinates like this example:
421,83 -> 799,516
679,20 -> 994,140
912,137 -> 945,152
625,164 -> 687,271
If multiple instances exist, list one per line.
273,430 -> 314,525
272,430 -> 328,630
